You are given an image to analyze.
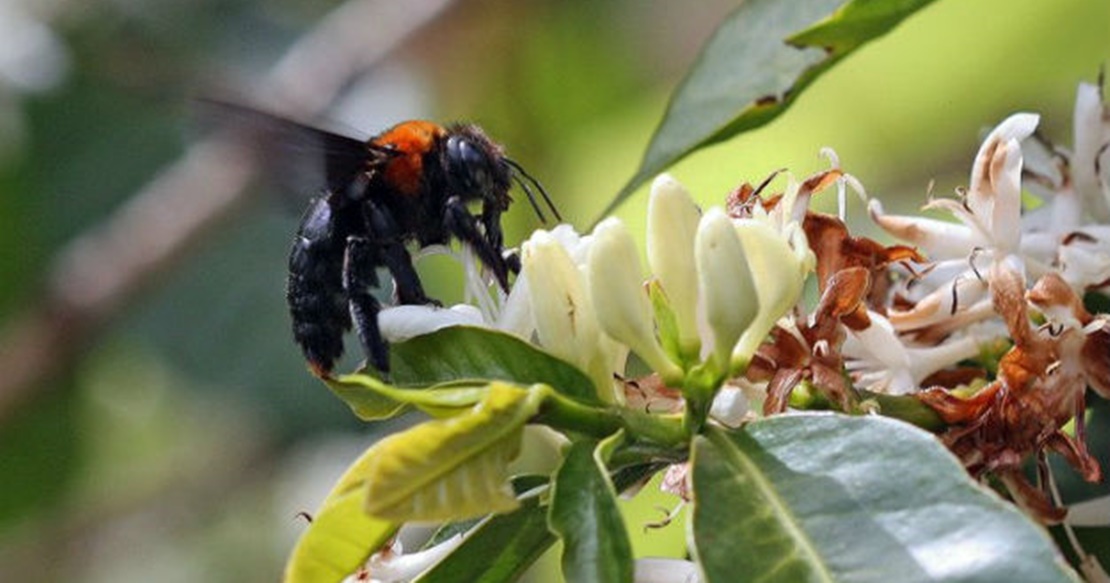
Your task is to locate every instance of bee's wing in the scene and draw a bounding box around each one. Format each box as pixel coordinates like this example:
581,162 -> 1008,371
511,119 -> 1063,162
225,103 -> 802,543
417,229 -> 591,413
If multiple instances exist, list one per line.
192,98 -> 374,199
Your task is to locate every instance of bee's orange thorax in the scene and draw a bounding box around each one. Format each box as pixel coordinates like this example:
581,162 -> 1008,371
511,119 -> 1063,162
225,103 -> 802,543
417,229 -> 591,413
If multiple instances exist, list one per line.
371,121 -> 446,197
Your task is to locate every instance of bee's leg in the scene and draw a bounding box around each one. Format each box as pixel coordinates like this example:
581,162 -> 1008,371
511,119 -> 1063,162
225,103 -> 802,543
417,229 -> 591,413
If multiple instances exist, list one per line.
444,196 -> 511,292
363,200 -> 434,306
343,236 -> 390,373
504,251 -> 521,275
482,204 -> 520,275
481,204 -> 504,251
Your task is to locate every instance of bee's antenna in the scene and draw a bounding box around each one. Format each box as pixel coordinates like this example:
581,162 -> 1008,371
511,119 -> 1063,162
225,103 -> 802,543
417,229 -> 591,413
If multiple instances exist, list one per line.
505,158 -> 562,223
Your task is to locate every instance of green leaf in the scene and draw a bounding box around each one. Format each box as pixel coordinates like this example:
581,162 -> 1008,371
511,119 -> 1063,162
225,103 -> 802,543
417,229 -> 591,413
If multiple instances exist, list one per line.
603,0 -> 937,220
690,414 -> 1077,583
323,374 -> 410,421
327,373 -> 490,420
549,434 -> 634,583
283,485 -> 396,583
362,383 -> 549,522
391,326 -> 600,404
284,424 -> 409,583
416,495 -> 556,583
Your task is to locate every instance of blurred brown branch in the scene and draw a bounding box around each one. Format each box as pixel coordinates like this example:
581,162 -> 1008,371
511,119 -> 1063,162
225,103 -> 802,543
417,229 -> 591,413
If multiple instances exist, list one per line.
0,0 -> 455,423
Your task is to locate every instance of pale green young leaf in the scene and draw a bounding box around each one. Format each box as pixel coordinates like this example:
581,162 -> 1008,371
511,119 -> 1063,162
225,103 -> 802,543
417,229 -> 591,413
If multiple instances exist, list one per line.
323,374 -> 409,421
282,482 -> 396,583
329,373 -> 489,419
362,382 -> 550,522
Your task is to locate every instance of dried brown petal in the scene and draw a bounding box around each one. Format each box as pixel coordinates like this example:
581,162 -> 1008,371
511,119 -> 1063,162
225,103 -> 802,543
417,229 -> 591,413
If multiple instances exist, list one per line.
915,382 -> 1002,424
997,469 -> 1068,524
1027,272 -> 1093,326
803,212 -> 924,307
764,367 -> 806,415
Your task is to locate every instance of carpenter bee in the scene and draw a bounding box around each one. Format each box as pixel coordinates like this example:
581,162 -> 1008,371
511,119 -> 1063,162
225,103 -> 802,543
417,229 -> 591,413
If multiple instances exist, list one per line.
213,103 -> 559,377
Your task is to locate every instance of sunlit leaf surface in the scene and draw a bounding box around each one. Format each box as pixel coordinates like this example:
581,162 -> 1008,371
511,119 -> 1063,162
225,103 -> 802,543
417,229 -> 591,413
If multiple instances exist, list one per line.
690,414 -> 1076,582
283,480 -> 395,583
362,383 -> 547,522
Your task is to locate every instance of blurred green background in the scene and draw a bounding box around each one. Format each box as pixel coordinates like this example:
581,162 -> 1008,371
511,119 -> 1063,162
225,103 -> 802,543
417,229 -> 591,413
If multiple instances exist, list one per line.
0,0 -> 1108,581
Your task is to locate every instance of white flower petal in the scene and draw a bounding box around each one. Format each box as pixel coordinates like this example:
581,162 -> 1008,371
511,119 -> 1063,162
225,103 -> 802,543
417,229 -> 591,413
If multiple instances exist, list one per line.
523,230 -> 597,368
648,174 -> 703,359
362,534 -> 465,582
709,384 -> 749,427
1073,83 -> 1110,219
730,218 -> 812,370
378,304 -> 484,343
967,113 -> 1038,223
589,218 -> 683,382
634,558 -> 701,583
695,208 -> 757,368
868,199 -> 984,260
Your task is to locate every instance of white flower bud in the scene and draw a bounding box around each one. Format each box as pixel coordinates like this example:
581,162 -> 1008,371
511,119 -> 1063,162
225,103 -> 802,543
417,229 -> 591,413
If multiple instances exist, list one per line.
647,174 -> 702,360
588,218 -> 683,383
522,230 -> 598,369
695,208 -> 757,369
730,218 -> 813,371
634,558 -> 701,583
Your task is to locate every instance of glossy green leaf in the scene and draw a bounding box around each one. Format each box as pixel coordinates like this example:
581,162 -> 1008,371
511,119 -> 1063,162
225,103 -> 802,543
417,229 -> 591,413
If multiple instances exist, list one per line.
690,414 -> 1077,583
549,434 -> 634,583
603,0 -> 937,219
323,374 -> 409,421
390,326 -> 600,404
416,495 -> 556,583
327,372 -> 489,420
282,444 -> 399,583
362,383 -> 549,522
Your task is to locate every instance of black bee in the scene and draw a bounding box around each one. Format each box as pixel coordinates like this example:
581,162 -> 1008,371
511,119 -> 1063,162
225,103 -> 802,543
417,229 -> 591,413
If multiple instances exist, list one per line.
218,106 -> 559,377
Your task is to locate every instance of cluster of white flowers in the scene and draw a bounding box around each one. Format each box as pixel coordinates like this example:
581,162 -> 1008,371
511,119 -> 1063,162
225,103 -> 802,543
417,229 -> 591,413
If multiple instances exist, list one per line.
854,83 -> 1110,395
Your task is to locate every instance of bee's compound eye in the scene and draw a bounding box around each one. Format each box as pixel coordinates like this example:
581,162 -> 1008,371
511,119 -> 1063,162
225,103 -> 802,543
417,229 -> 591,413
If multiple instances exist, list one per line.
446,135 -> 492,194
449,135 -> 484,166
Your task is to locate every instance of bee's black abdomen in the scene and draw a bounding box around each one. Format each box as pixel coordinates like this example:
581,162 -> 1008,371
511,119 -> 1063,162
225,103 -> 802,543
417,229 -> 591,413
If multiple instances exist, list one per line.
287,196 -> 351,375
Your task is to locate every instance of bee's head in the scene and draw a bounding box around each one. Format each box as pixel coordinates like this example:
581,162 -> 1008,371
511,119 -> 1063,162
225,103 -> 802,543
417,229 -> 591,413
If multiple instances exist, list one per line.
444,126 -> 512,209
444,125 -> 560,223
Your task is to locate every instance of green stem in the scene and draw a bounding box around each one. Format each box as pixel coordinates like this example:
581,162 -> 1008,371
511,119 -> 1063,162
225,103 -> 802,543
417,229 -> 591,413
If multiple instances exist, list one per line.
681,363 -> 724,435
855,389 -> 946,432
534,392 -> 687,447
